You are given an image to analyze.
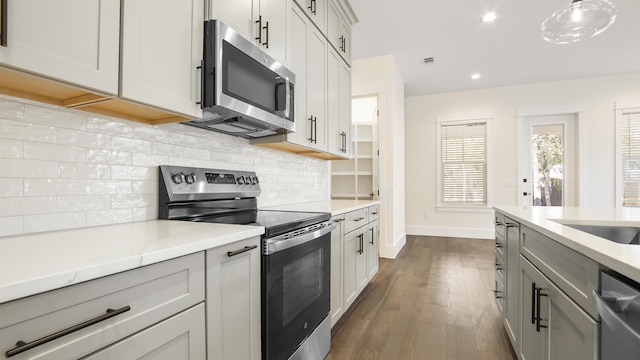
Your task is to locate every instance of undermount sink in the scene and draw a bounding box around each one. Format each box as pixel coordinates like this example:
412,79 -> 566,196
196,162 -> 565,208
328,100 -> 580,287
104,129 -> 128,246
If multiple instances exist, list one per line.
564,224 -> 640,245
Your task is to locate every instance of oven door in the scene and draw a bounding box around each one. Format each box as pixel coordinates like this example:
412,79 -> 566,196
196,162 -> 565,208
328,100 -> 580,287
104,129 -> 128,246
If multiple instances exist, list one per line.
262,226 -> 332,360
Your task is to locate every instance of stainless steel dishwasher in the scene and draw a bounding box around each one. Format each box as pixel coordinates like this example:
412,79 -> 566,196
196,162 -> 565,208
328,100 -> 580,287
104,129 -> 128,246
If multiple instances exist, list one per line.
594,271 -> 640,360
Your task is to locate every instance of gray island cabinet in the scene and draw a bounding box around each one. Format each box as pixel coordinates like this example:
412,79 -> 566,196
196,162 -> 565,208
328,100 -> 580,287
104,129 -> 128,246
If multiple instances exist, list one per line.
494,209 -> 599,360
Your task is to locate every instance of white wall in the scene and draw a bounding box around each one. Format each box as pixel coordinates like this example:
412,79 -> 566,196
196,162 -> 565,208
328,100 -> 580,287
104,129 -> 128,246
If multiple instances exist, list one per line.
405,72 -> 640,239
352,55 -> 406,258
0,95 -> 329,237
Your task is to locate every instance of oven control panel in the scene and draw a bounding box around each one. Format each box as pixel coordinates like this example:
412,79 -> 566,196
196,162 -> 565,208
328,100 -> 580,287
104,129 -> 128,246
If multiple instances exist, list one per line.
159,165 -> 261,201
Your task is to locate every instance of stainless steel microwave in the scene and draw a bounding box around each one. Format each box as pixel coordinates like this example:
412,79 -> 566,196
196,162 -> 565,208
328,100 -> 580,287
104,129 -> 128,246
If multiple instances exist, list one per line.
184,20 -> 295,138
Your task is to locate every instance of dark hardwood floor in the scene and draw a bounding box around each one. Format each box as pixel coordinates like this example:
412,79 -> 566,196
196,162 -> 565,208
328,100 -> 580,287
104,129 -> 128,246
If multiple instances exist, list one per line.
326,235 -> 517,360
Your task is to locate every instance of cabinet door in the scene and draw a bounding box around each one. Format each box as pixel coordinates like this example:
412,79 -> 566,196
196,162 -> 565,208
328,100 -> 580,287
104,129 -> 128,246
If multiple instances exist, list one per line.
287,5 -> 310,146
294,0 -> 327,33
366,221 -> 379,280
504,219 -> 520,347
83,304 -> 206,360
520,256 -> 549,360
327,48 -> 351,157
0,0 -> 119,94
121,0 -> 204,118
330,215 -> 345,327
259,0 -> 290,63
343,228 -> 367,310
306,24 -> 328,150
547,280 -> 597,360
208,0 -> 254,41
206,237 -> 261,360
338,59 -> 352,156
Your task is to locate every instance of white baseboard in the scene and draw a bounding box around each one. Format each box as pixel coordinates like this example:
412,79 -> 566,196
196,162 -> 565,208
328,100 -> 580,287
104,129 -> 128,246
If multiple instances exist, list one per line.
406,225 -> 494,240
380,232 -> 406,259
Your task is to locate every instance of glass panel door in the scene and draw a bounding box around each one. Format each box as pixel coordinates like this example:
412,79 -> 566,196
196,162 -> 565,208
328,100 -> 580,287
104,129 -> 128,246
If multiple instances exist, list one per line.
531,124 -> 565,206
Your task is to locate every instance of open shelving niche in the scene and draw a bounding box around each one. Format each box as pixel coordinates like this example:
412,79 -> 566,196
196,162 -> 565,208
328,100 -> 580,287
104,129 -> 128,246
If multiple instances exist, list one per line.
331,95 -> 379,200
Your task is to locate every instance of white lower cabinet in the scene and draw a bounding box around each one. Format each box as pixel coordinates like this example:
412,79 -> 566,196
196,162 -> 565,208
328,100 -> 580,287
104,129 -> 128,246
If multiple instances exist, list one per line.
82,304 -> 206,360
0,253 -> 205,360
206,237 -> 261,360
330,214 -> 345,327
337,205 -> 379,321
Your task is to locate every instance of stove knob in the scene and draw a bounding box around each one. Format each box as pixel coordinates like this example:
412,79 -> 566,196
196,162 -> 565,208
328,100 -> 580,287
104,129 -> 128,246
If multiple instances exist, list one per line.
172,173 -> 184,184
185,173 -> 196,184
237,176 -> 245,185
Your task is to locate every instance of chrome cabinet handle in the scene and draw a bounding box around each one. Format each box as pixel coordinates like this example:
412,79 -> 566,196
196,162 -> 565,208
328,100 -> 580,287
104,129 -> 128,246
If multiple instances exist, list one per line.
227,245 -> 258,257
6,306 -> 131,357
308,116 -> 317,144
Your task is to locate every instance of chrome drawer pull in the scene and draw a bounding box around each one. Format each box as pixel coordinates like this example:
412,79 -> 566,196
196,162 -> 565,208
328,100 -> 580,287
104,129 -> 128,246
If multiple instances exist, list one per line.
227,245 -> 258,257
6,306 -> 131,357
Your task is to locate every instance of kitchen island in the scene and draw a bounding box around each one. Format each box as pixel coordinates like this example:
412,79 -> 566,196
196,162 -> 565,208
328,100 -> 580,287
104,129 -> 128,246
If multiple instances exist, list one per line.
494,206 -> 640,360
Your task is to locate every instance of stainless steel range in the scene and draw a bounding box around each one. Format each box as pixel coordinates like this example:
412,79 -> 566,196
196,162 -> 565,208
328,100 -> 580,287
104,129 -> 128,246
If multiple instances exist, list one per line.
158,165 -> 334,360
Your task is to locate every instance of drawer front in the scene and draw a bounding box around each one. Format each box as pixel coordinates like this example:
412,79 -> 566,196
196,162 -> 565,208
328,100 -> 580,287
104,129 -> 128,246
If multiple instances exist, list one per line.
520,226 -> 599,318
83,304 -> 206,360
495,274 -> 505,315
495,250 -> 505,282
495,231 -> 506,259
344,209 -> 368,234
495,211 -> 506,237
367,205 -> 379,222
0,253 -> 205,360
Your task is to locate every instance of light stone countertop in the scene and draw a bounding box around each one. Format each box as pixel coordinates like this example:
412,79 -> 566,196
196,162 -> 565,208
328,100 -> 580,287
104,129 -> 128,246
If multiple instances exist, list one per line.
494,206 -> 640,283
0,220 -> 264,304
263,199 -> 380,216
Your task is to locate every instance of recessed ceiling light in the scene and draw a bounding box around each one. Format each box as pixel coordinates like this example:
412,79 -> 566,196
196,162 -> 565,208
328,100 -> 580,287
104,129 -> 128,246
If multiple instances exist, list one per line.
482,12 -> 497,22
471,73 -> 481,80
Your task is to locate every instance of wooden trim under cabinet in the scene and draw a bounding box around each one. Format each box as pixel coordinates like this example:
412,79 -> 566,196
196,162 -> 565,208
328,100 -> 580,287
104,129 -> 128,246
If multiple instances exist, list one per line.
0,65 -> 193,124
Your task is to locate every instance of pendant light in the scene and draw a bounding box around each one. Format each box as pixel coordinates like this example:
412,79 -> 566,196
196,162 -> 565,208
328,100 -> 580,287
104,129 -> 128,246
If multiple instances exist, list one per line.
541,0 -> 617,44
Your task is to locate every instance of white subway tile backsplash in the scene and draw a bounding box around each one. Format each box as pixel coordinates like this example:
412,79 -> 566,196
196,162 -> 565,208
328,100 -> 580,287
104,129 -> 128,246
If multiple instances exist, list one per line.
25,105 -> 87,130
0,216 -> 23,237
86,209 -> 132,226
57,195 -> 111,212
0,179 -> 23,197
110,165 -> 156,180
24,142 -> 86,162
58,163 -> 110,179
0,98 -> 25,122
111,136 -> 154,153
111,194 -> 153,209
0,119 -> 57,143
87,117 -> 133,137
0,196 -> 58,216
0,139 -> 23,158
24,212 -> 86,233
85,180 -> 132,195
0,95 -> 329,236
86,149 -> 133,165
58,128 -> 111,149
0,159 -> 58,178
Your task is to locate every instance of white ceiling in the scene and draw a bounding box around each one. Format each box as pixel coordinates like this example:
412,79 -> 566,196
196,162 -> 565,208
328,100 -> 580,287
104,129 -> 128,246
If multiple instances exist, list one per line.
348,0 -> 640,96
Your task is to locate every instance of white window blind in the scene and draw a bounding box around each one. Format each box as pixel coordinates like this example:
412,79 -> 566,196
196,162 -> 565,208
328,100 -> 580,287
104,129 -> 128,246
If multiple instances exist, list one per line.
620,109 -> 640,207
440,121 -> 487,205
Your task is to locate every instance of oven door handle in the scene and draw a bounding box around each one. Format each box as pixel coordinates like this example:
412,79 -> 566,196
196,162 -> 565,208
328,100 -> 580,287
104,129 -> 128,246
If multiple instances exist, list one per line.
594,289 -> 640,348
263,221 -> 336,255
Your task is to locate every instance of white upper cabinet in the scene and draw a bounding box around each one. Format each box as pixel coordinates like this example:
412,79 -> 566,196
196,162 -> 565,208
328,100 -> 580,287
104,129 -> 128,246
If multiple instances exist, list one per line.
121,0 -> 204,118
209,0 -> 289,64
293,0 -> 327,34
327,0 -> 351,64
327,47 -> 351,157
0,0 -> 120,94
286,5 -> 327,152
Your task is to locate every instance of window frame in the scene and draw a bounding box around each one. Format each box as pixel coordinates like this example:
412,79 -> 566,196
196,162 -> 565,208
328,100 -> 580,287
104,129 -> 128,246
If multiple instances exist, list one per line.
615,104 -> 640,207
436,116 -> 493,212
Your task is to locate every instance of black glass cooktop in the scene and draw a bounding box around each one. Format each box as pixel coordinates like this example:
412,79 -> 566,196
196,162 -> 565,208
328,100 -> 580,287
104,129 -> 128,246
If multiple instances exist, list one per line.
189,209 -> 330,238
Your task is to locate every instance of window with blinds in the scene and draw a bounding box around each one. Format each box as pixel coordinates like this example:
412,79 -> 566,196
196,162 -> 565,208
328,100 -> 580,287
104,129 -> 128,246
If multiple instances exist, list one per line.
438,121 -> 487,206
619,108 -> 640,207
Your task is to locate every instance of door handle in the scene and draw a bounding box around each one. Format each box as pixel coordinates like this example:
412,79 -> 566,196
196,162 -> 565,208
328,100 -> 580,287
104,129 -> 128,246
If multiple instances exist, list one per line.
535,287 -> 548,332
255,15 -> 263,44
531,282 -> 537,324
1,0 -> 7,47
262,21 -> 269,48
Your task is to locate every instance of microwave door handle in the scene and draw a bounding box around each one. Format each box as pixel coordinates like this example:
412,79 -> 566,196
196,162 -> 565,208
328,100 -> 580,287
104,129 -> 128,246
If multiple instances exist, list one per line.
284,77 -> 291,119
